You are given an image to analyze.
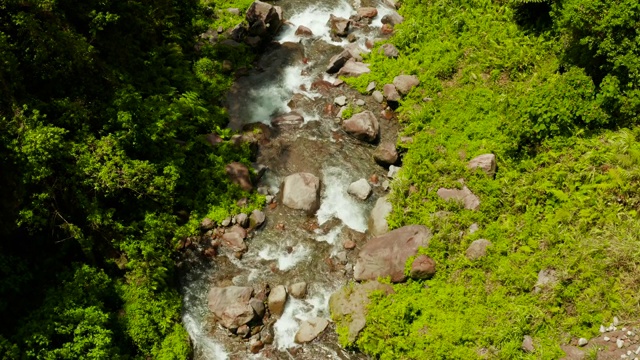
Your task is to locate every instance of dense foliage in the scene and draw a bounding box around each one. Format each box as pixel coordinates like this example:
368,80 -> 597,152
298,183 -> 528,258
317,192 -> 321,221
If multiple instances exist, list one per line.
0,0 -> 258,358
344,0 -> 640,358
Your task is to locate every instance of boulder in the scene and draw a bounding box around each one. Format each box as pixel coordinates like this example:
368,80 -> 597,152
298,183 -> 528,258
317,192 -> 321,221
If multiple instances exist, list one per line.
235,213 -> 249,228
289,282 -> 307,299
273,111 -> 304,127
249,298 -> 265,318
354,225 -> 433,282
381,12 -> 404,26
467,154 -> 497,177
329,281 -> 394,344
357,7 -> 378,18
326,50 -> 352,74
372,90 -> 384,103
373,142 -> 398,166
295,317 -> 329,343
465,239 -> 492,260
208,286 -> 255,329
379,43 -> 399,58
342,111 -> 379,142
393,75 -> 420,95
249,209 -> 266,229
221,225 -> 248,252
281,173 -> 321,213
436,186 -> 481,210
295,25 -> 313,37
337,59 -> 371,77
334,96 -> 347,106
348,178 -> 372,200
366,81 -> 376,93
409,254 -> 436,279
268,285 -> 287,317
226,162 -> 253,191
383,83 -> 401,102
329,14 -> 350,36
246,1 -> 283,38
369,196 -> 392,235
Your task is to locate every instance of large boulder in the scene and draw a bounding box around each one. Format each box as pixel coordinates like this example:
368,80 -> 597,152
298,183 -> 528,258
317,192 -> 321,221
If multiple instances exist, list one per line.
337,59 -> 371,77
383,83 -> 401,102
329,281 -> 394,344
226,162 -> 253,191
369,196 -> 392,235
373,142 -> 398,166
246,1 -> 283,38
354,225 -> 432,282
393,75 -> 420,95
328,14 -> 350,36
342,111 -> 379,142
436,186 -> 481,210
467,154 -> 497,177
294,317 -> 329,343
281,173 -> 321,212
268,285 -> 288,317
208,286 -> 255,329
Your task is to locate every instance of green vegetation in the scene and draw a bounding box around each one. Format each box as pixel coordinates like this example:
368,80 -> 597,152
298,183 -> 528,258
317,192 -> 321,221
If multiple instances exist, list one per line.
0,0 -> 257,358
344,0 -> 640,358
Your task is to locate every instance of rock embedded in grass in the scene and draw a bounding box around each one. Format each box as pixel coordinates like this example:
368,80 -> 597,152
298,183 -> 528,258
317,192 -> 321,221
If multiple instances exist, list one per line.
468,153 -> 497,177
436,186 -> 481,210
393,74 -> 420,95
465,239 -> 492,260
373,142 -> 399,166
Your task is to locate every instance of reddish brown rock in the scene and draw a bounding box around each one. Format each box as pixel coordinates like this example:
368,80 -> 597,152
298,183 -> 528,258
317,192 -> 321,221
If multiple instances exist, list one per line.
383,84 -> 401,102
409,255 -> 436,279
342,111 -> 379,142
226,162 -> 253,191
357,7 -> 378,18
373,142 -> 398,166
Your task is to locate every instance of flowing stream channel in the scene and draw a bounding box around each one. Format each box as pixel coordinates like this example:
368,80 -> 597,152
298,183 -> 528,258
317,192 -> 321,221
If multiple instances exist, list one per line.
180,0 -> 400,358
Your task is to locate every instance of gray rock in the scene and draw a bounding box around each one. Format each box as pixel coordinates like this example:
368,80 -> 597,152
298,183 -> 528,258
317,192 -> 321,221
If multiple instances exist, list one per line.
342,111 -> 379,142
384,0 -> 400,9
355,99 -> 366,106
369,196 -> 392,235
208,286 -> 255,329
468,154 -> 497,177
347,32 -> 358,42
281,173 -> 321,213
409,254 -> 436,279
329,281 -> 394,344
380,43 -> 399,58
326,50 -> 353,74
373,142 -> 398,166
201,218 -> 216,231
268,285 -> 287,317
345,43 -> 365,61
578,338 -> 588,347
335,251 -> 348,264
436,186 -> 480,210
337,59 -> 371,77
522,335 -> 535,353
366,81 -> 376,93
337,106 -> 347,119
381,12 -> 404,26
354,225 -> 433,282
246,1 -> 283,38
289,282 -> 307,299
466,239 -> 492,260
468,223 -> 479,234
235,213 -> 249,228
222,217 -> 232,227
227,8 -> 241,16
249,338 -> 264,353
221,229 -> 248,252
348,178 -> 372,200
393,75 -> 420,95
382,180 -> 390,190
249,209 -> 266,229
295,317 -> 329,343
372,90 -> 384,103
534,269 -> 558,293
388,165 -> 401,178
237,324 -> 250,337
383,84 -> 401,102
249,298 -> 265,318
329,14 -> 350,36
334,96 -> 347,106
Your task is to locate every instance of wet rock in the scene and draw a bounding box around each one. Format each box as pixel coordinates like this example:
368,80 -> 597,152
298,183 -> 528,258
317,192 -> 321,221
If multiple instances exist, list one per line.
335,251 -> 348,264
249,298 -> 265,318
522,335 -> 535,353
366,81 -> 376,93
357,7 -> 378,18
237,324 -> 250,337
249,338 -> 264,353
410,254 -> 436,279
226,162 -> 253,191
295,317 -> 329,343
246,1 -> 283,39
281,173 -> 321,213
373,142 -> 399,166
466,239 -> 492,260
379,43 -> 399,58
384,0 -> 400,9
348,178 -> 372,200
249,209 -> 266,229
329,281 -> 394,343
372,90 -> 384,103
329,14 -> 350,36
221,226 -> 248,252
334,96 -> 347,106
268,285 -> 287,317
295,25 -> 313,37
369,196 -> 392,235
388,165 -> 401,178
393,75 -> 420,95
354,225 -> 433,282
289,282 -> 307,299
337,59 -> 371,77
436,186 -> 480,210
468,153 -> 497,177
534,269 -> 558,293
342,111 -> 379,142
383,83 -> 401,102
208,286 -> 255,329
381,11 -> 404,26
272,111 -> 304,127
200,218 -> 216,231
235,213 -> 249,228
326,50 -> 352,74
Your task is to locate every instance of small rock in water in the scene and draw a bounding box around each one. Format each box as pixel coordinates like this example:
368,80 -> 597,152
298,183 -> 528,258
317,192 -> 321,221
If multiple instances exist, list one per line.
356,99 -> 365,106
268,285 -> 287,317
334,96 -> 347,106
388,165 -> 401,178
295,317 -> 329,344
366,81 -> 376,93
288,282 -> 307,299
578,338 -> 588,347
295,25 -> 313,37
347,33 -> 358,42
348,178 -> 372,200
522,335 -> 535,353
372,90 -> 384,103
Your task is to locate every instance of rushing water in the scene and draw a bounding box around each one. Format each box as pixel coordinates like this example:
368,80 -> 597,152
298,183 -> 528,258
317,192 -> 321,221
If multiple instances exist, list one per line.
180,0 -> 399,358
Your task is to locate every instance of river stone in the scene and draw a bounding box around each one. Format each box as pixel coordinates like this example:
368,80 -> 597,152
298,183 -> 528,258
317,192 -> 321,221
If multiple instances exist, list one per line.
268,285 -> 287,317
383,83 -> 401,102
409,254 -> 436,279
273,111 -> 304,127
295,25 -> 313,37
393,75 -> 420,95
373,142 -> 398,166
329,281 -> 394,344
372,90 -> 384,103
369,196 -> 392,235
289,282 -> 307,299
381,11 -> 404,26
342,111 -> 379,142
249,298 -> 265,318
354,225 -> 432,282
249,209 -> 266,229
345,43 -> 365,61
281,173 -> 321,213
467,153 -> 497,177
466,239 -> 492,260
366,81 -> 376,93
334,96 -> 347,106
246,1 -> 283,38
208,286 -> 255,329
436,186 -> 480,211
379,43 -> 399,58
295,317 -> 329,343
326,49 -> 352,74
226,162 -> 253,191
348,178 -> 372,200
221,229 -> 248,252
357,7 -> 378,18
235,213 -> 249,228
329,14 -> 350,36
337,59 -> 371,77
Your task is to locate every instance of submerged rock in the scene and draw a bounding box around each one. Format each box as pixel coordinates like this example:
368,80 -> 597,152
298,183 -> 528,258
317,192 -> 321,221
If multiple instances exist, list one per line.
295,317 -> 329,343
342,111 -> 379,142
208,286 -> 255,329
281,173 -> 321,213
369,196 -> 392,235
